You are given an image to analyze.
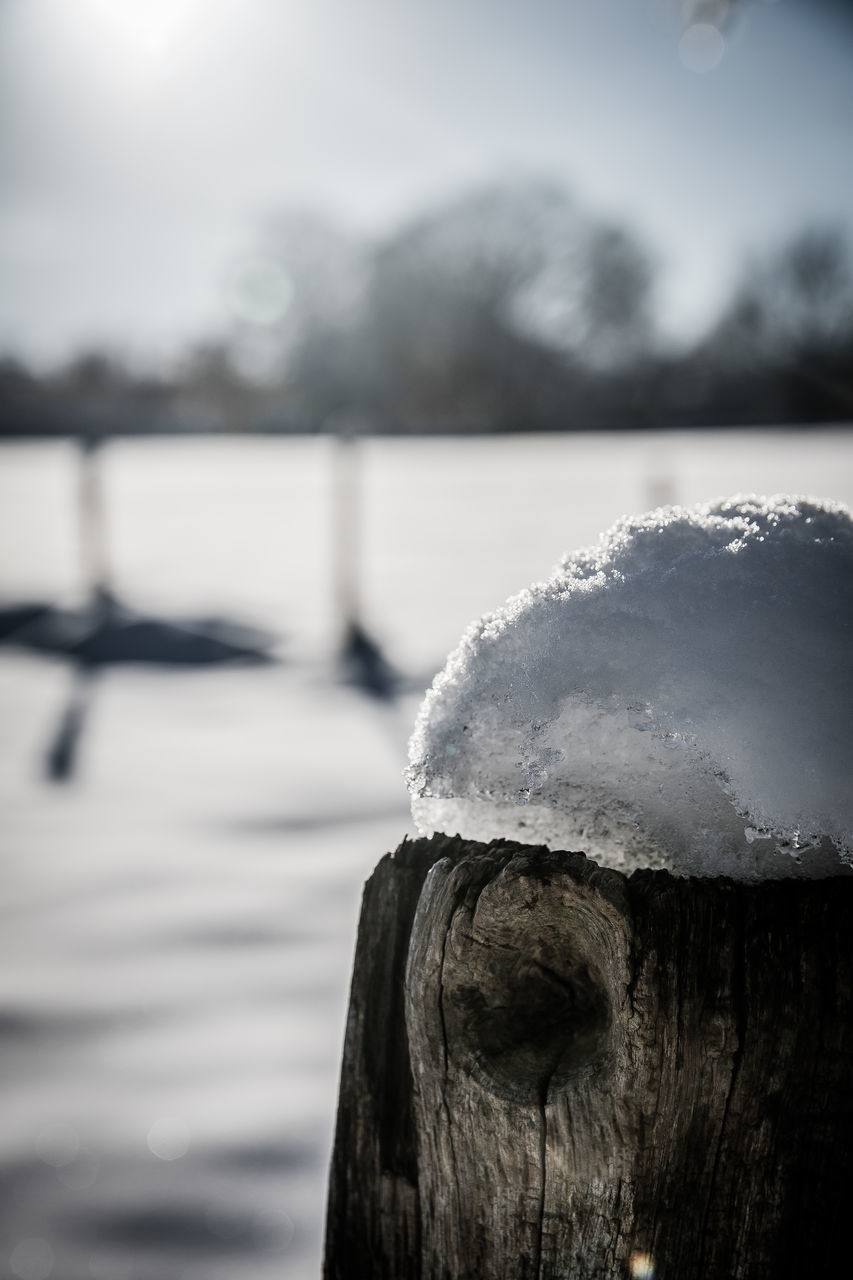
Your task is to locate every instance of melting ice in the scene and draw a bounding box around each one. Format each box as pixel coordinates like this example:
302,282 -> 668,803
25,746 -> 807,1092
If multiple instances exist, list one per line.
407,496 -> 853,879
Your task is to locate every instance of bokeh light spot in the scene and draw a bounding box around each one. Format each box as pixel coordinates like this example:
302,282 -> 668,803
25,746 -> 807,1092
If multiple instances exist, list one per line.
146,1116 -> 191,1161
227,258 -> 294,327
681,0 -> 730,26
34,1122 -> 79,1168
88,1254 -> 132,1280
679,23 -> 726,72
265,1208 -> 296,1250
10,1239 -> 54,1280
57,1148 -> 100,1190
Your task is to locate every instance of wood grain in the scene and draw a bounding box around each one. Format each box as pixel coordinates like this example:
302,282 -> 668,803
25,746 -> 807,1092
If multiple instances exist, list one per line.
325,835 -> 853,1279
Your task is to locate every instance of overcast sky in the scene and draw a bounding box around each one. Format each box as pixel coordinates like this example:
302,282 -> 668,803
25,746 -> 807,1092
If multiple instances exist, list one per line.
1,0 -> 852,370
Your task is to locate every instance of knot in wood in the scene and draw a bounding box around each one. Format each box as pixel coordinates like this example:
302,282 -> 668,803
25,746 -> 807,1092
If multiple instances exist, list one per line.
439,860 -> 621,1104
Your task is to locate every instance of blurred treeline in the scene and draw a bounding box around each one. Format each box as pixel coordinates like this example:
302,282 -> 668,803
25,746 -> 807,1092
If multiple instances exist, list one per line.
3,180 -> 853,436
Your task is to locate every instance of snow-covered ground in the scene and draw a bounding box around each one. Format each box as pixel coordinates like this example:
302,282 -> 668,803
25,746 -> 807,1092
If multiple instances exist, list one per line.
1,430 -> 851,1279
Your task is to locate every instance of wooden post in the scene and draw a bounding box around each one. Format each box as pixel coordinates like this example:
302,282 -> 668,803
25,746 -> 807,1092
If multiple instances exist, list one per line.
325,834 -> 853,1279
78,433 -> 111,602
330,414 -> 365,644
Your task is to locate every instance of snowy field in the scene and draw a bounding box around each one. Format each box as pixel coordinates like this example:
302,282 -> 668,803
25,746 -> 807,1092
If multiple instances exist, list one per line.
1,429 -> 852,1280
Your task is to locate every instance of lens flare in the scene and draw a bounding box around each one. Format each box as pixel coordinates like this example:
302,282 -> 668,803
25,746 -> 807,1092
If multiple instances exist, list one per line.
34,1122 -> 79,1168
679,22 -> 726,72
146,1115 -> 191,1161
227,258 -> 295,327
629,1252 -> 656,1279
10,1239 -> 54,1280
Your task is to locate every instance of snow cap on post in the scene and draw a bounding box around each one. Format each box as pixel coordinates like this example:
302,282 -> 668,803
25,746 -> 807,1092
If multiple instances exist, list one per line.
407,496 -> 853,880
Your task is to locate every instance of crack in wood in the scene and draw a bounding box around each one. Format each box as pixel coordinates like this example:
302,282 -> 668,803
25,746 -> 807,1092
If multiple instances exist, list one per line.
696,889 -> 747,1277
535,1087 -> 548,1280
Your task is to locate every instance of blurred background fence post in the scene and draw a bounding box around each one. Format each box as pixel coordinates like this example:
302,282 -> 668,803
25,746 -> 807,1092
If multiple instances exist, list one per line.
331,412 -> 401,700
78,432 -> 111,604
331,415 -> 362,648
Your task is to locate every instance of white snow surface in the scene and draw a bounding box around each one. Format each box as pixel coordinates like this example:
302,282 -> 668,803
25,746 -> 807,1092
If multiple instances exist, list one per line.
408,496 -> 853,880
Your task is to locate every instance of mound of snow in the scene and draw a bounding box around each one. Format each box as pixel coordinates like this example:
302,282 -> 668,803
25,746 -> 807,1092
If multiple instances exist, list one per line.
407,496 -> 853,880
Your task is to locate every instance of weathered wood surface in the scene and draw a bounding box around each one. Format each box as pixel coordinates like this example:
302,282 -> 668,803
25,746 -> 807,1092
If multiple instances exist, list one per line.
324,834 -> 853,1279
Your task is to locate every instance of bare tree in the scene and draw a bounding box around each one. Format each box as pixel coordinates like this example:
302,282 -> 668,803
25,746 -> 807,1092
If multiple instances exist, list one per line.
702,226 -> 853,419
257,180 -> 656,430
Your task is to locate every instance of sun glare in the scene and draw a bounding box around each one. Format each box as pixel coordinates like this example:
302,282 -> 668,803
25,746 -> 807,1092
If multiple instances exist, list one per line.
81,0 -> 202,62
